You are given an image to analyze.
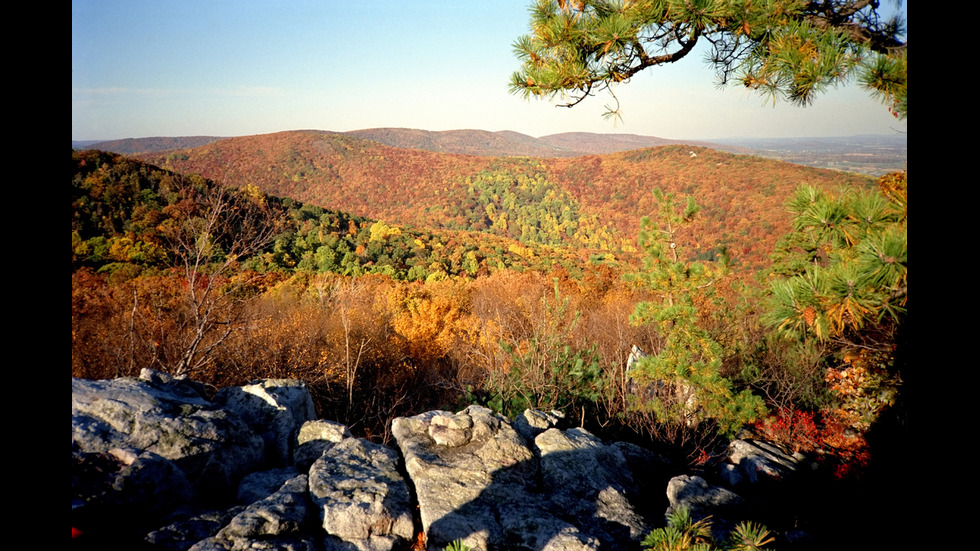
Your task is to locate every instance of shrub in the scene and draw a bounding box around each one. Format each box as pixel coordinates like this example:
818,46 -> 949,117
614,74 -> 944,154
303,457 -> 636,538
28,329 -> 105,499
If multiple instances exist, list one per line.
753,408 -> 821,453
643,507 -> 774,551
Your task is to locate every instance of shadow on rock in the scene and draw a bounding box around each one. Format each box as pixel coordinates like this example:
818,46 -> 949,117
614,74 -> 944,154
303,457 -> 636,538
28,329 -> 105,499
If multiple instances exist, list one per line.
393,406 -> 670,551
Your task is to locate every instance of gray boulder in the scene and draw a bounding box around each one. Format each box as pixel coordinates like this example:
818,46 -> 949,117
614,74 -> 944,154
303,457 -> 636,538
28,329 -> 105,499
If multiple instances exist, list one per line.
190,475 -> 319,551
72,371 -> 319,546
237,467 -> 302,505
295,419 -> 352,471
392,406 -> 536,550
720,439 -> 811,487
393,406 -> 652,550
666,475 -> 747,540
536,427 -> 649,542
73,445 -> 197,541
309,437 -> 414,551
666,475 -> 745,520
72,372 -> 265,498
512,408 -> 565,442
145,506 -> 246,551
215,378 -> 318,467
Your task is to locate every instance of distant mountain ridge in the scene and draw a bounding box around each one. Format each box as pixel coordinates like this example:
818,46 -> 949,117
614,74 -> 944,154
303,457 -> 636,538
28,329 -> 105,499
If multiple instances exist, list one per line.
80,128 -> 736,158
538,132 -> 728,155
77,128 -> 904,174
76,135 -> 228,155
344,128 -> 729,157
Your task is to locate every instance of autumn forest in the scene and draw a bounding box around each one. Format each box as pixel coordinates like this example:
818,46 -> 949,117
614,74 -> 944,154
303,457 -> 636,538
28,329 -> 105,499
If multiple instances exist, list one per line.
72,131 -> 906,482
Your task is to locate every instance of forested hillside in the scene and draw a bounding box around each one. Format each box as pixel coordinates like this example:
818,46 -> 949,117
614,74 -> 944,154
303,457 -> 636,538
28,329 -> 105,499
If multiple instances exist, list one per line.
72,148 -> 648,439
73,143 -> 905,490
83,129 -> 728,158
140,131 -> 873,275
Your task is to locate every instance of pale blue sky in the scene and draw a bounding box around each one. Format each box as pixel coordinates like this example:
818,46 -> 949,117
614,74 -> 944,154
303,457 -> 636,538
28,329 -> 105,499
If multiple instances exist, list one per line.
72,0 -> 907,141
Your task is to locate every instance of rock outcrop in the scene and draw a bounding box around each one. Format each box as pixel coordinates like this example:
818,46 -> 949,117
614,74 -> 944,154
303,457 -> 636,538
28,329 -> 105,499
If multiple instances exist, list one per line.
73,371 -> 808,550
391,405 -> 664,550
310,437 -> 415,550
720,438 -> 811,487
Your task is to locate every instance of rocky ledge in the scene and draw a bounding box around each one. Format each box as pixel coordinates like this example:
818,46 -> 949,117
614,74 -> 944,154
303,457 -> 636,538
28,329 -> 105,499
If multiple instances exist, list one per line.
73,370 -> 811,550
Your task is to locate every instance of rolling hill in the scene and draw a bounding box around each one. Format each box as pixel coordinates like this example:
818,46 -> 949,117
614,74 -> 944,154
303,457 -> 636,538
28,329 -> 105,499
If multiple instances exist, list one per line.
82,129 -> 726,158
138,130 -> 874,275
82,127 -> 904,175
78,135 -> 227,155
343,128 -> 731,157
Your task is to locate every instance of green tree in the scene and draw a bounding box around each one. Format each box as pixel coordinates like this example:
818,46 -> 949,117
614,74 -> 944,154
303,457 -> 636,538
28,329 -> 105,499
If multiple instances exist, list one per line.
510,0 -> 907,120
629,190 -> 765,439
764,173 -> 905,433
765,175 -> 906,342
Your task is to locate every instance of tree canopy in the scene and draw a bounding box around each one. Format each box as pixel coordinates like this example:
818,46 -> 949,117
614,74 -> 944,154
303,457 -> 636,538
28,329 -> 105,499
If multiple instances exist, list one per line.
510,0 -> 907,119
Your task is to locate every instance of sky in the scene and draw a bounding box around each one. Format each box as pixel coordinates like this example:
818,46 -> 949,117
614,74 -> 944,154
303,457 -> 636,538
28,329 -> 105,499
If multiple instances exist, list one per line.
72,0 -> 908,141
